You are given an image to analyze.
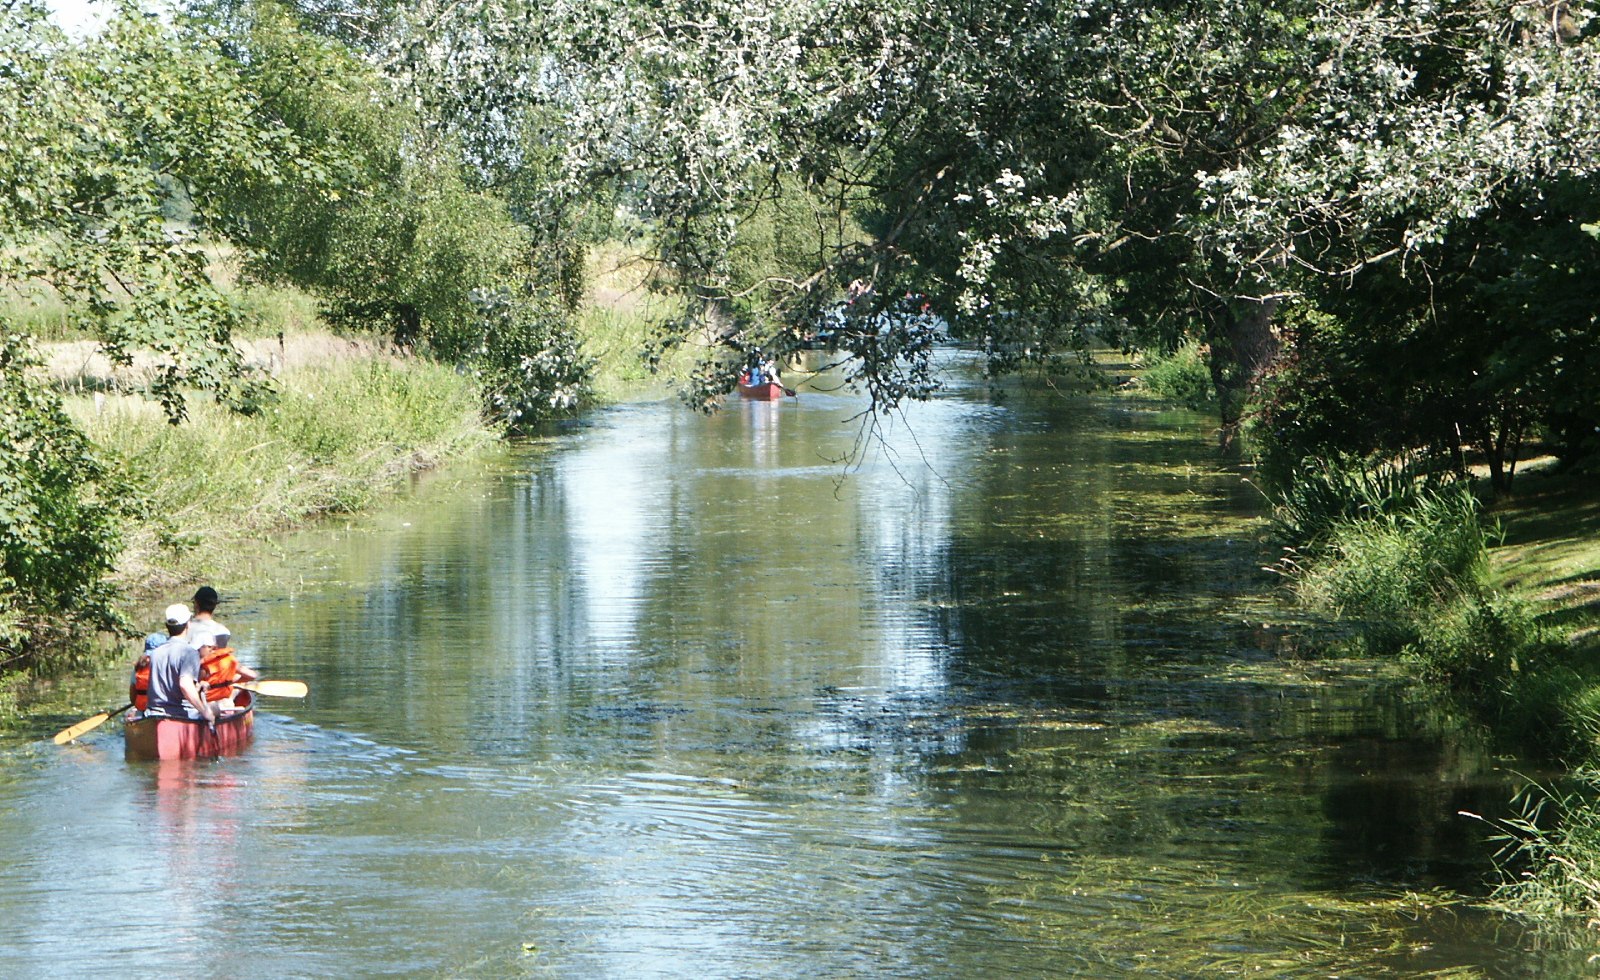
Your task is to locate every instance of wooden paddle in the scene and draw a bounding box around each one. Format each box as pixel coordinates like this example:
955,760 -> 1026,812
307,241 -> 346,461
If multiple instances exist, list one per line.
234,679 -> 308,698
53,704 -> 132,745
52,678 -> 307,744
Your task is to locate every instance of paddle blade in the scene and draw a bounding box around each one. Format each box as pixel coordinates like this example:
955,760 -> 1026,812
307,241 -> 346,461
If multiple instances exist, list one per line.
53,711 -> 113,744
236,679 -> 308,698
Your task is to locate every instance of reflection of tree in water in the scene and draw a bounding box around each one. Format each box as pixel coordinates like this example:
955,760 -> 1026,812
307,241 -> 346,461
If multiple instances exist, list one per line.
1319,731 -> 1512,891
220,361 -> 1567,974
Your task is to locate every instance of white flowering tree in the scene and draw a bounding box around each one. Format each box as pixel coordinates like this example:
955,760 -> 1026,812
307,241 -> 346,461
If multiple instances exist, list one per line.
290,0 -> 1600,459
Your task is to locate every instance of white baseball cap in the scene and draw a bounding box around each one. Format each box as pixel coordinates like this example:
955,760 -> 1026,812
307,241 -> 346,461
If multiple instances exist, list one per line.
165,604 -> 191,627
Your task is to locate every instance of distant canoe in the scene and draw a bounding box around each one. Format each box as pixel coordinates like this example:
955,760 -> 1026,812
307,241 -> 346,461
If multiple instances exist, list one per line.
736,379 -> 788,400
124,690 -> 255,761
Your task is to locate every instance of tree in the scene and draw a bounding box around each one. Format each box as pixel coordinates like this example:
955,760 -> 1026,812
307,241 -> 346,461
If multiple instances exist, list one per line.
182,0 -> 592,430
0,336 -> 131,664
231,0 -> 1600,467
0,0 -> 349,417
1260,176 -> 1600,493
0,0 -> 339,660
1207,1 -> 1600,482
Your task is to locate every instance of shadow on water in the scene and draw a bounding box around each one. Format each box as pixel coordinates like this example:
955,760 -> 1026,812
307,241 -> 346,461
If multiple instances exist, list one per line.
4,351 -> 1598,976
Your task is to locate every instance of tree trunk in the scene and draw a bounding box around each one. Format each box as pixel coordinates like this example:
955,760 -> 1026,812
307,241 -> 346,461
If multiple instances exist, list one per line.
393,304 -> 422,351
1206,296 -> 1281,449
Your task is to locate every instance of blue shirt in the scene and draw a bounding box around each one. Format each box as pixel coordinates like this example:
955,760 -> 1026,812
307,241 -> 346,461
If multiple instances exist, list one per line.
145,635 -> 202,719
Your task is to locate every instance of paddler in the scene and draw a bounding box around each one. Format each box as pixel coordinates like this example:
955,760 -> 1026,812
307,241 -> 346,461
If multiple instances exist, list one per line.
143,604 -> 217,729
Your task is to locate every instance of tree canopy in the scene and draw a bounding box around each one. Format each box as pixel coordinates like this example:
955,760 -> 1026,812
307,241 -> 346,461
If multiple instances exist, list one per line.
370,0 -> 1598,465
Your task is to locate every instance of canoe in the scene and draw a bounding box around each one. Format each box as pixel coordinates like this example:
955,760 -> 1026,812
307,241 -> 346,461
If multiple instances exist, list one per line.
737,380 -> 788,400
124,690 -> 255,761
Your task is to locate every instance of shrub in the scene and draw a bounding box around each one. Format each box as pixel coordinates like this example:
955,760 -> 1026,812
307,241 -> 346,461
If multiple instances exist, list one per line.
1138,341 -> 1215,409
467,289 -> 591,432
1408,594 -> 1554,698
0,335 -> 131,668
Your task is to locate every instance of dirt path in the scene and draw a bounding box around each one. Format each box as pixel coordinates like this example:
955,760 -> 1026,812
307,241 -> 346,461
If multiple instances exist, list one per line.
44,331 -> 387,390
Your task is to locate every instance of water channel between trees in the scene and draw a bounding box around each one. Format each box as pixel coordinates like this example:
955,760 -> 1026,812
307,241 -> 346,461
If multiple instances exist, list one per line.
0,351 -> 1585,976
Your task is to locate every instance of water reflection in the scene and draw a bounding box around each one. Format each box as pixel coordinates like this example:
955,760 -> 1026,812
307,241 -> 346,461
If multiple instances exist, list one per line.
1,352 -> 1592,976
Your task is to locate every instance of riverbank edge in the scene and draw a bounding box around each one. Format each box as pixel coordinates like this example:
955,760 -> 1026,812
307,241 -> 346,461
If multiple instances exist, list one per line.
2,334 -> 497,712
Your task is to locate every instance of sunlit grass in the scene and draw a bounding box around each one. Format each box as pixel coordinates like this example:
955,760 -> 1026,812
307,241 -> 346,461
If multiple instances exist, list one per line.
1489,468 -> 1600,652
1,241 -> 322,342
579,243 -> 701,401
69,357 -> 493,589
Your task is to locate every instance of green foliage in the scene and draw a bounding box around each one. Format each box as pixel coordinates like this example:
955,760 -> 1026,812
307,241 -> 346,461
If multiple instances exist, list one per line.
1289,482 -> 1490,653
357,0 -> 1600,447
0,336 -> 130,666
1276,456 -> 1600,761
1265,455 -> 1461,550
1495,659 -> 1600,760
1484,771 -> 1600,925
319,157 -> 533,354
0,2 -> 343,420
1265,178 -> 1600,488
197,1 -> 588,397
1137,342 -> 1214,410
713,172 -> 868,314
466,289 -> 592,431
1407,594 -> 1554,699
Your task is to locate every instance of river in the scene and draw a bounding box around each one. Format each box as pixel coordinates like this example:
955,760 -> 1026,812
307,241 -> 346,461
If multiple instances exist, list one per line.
0,351 -> 1585,976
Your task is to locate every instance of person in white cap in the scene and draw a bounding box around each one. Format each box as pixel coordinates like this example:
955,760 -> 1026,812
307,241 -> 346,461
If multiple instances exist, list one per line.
143,603 -> 216,726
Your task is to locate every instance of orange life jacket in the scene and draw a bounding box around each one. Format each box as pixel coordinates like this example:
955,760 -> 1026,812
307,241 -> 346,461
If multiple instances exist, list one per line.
199,646 -> 241,702
130,654 -> 151,711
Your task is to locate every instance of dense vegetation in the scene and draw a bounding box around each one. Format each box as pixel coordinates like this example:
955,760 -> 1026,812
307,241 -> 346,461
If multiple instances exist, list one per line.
3,0 -> 1598,923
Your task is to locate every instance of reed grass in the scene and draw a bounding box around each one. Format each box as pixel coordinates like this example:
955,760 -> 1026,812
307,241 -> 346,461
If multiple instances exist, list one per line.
1290,484 -> 1491,649
1267,456 -> 1462,550
579,304 -> 703,402
1482,771 -> 1600,929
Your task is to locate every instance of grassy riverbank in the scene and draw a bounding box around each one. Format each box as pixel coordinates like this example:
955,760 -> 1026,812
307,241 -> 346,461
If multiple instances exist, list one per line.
1256,453 -> 1600,929
0,335 -> 498,718
69,353 -> 495,597
580,244 -> 702,402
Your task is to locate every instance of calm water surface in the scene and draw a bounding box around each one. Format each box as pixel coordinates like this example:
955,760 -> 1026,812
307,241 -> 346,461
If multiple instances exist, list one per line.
1,353 -> 1584,976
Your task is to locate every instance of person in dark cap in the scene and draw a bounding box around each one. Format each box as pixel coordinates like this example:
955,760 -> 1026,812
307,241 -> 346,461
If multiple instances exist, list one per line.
188,586 -> 230,650
188,586 -> 258,705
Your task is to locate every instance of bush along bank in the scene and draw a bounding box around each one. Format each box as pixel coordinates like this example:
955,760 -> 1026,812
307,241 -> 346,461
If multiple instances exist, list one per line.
1,349 -> 494,697
1269,456 -> 1600,928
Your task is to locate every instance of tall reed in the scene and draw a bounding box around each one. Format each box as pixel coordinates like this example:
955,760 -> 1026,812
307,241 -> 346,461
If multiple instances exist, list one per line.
1289,482 -> 1490,651
1481,771 -> 1600,926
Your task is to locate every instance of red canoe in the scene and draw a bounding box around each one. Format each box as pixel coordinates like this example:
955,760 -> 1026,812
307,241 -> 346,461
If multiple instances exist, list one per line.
124,690 -> 255,761
737,380 -> 788,400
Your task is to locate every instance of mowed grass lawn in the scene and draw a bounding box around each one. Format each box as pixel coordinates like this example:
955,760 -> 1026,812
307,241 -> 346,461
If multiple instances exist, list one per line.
1490,467 -> 1600,649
